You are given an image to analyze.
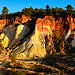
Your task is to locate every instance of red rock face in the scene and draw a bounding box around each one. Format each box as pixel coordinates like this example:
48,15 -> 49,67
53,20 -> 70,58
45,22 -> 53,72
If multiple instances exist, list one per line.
13,17 -> 21,25
36,16 -> 56,33
69,18 -> 75,31
0,15 -> 75,35
21,15 -> 30,23
43,27 -> 49,32
0,19 -> 7,30
73,18 -> 75,23
0,19 -> 6,25
36,15 -> 75,37
66,15 -> 75,31
13,15 -> 30,25
0,19 -> 7,26
0,15 -> 31,30
36,23 -> 43,32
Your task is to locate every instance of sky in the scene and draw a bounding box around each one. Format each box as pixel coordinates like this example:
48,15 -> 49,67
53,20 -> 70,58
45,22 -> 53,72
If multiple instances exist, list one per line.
0,0 -> 75,15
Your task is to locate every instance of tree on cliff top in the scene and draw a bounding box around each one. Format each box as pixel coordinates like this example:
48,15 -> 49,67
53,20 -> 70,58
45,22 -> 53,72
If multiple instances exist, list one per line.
65,5 -> 74,15
46,5 -> 50,9
46,5 -> 52,15
2,7 -> 9,15
65,5 -> 74,11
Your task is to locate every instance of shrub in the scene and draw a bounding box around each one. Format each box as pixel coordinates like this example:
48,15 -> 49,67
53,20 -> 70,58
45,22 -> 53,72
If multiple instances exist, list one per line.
48,17 -> 53,21
45,30 -> 65,55
14,70 -> 25,75
53,30 -> 65,53
10,54 -> 17,63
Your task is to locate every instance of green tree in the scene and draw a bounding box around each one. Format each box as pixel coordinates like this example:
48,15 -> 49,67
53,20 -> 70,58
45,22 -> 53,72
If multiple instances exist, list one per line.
22,7 -> 33,17
46,5 -> 52,15
39,8 -> 47,17
65,5 -> 74,15
58,8 -> 63,15
46,5 -> 50,9
2,7 -> 9,15
52,7 -> 58,15
32,8 -> 40,17
30,6 -> 33,10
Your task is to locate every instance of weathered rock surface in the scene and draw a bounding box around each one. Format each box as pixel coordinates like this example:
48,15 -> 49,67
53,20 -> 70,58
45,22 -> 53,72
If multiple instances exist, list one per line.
0,15 -> 75,59
0,15 -> 75,75
10,16 -> 55,59
10,24 -> 30,46
0,15 -> 31,31
9,15 -> 75,59
0,19 -> 7,31
1,25 -> 16,48
0,32 -> 5,40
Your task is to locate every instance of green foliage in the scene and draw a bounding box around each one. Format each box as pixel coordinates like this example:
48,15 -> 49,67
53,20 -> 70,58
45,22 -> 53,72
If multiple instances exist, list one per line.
39,9 -> 47,16
65,5 -> 74,15
52,7 -> 58,15
48,17 -> 53,21
45,30 -> 65,55
2,7 -> 9,15
22,7 -> 33,17
54,30 -> 65,53
58,8 -> 64,15
0,5 -> 75,19
65,5 -> 74,11
14,70 -> 25,75
46,5 -> 50,9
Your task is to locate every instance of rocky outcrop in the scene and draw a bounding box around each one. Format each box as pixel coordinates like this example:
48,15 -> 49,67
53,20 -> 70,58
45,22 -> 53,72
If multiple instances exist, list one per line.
0,24 -> 30,48
1,25 -> 16,48
0,19 -> 7,30
13,15 -> 30,25
21,15 -> 30,23
0,15 -> 75,59
10,24 -> 30,46
10,16 -> 54,59
0,15 -> 31,31
7,15 -> 75,59
13,17 -> 21,25
65,15 -> 75,48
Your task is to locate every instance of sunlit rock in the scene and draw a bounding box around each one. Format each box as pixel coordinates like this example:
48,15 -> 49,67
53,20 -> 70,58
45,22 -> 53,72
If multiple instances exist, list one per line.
1,36 -> 9,48
1,25 -> 16,48
10,17 -> 53,59
0,32 -> 5,40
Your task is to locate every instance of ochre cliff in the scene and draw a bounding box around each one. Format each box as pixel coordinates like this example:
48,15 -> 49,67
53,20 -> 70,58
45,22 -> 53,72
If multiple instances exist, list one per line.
0,15 -> 75,59
0,15 -> 31,31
